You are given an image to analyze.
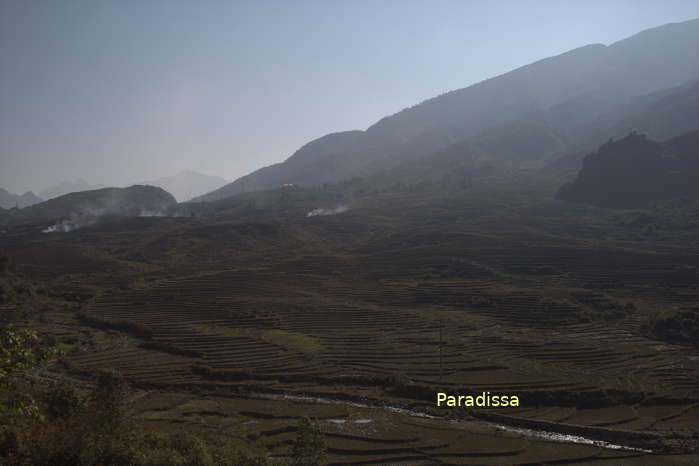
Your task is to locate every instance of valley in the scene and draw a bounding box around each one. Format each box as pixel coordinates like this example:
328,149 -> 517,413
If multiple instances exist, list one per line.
4,182 -> 698,464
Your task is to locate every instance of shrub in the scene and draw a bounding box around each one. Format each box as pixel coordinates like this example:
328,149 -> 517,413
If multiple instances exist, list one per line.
387,372 -> 411,389
42,379 -> 86,421
291,417 -> 327,466
0,324 -> 57,424
642,309 -> 699,347
93,370 -> 130,432
2,368 -> 274,465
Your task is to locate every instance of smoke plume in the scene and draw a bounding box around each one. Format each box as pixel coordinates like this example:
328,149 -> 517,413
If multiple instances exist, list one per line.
307,205 -> 349,217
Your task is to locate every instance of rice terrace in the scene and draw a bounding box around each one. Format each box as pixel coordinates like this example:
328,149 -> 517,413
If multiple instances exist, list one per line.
3,181 -> 699,464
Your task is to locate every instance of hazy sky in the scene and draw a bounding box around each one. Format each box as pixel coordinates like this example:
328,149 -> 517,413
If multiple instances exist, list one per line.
2,0 -> 699,194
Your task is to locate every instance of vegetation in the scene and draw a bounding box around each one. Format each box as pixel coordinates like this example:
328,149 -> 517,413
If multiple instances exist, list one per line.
0,324 -> 57,424
0,325 -> 319,465
615,198 -> 699,237
558,130 -> 699,208
2,179 -> 699,462
1,369 -> 276,465
291,417 -> 327,466
0,253 -> 281,465
0,254 -> 48,323
642,309 -> 699,347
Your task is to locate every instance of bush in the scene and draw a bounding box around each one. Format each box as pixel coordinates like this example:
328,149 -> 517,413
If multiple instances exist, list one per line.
387,372 -> 411,389
43,379 -> 86,421
93,370 -> 130,432
291,417 -> 327,466
1,368 -> 274,465
642,309 -> 699,347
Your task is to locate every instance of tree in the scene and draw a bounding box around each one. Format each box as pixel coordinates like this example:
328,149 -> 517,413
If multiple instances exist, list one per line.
44,378 -> 86,421
0,324 -> 55,425
93,369 -> 130,432
291,417 -> 327,466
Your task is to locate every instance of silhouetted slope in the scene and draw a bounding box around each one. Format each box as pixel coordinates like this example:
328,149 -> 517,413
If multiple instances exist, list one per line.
557,130 -> 699,208
194,131 -> 365,201
11,185 -> 177,223
542,78 -> 699,179
200,19 -> 699,202
358,119 -> 570,189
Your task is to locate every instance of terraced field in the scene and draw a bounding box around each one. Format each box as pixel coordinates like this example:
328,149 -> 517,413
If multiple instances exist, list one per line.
3,186 -> 699,463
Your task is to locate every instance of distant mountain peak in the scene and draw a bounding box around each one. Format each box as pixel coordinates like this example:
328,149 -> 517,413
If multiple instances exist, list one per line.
0,188 -> 42,209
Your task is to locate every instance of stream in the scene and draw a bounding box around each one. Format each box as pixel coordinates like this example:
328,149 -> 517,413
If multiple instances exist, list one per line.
261,392 -> 653,453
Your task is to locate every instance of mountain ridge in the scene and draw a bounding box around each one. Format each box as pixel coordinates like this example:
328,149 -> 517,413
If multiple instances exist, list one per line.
197,18 -> 699,202
3,185 -> 177,227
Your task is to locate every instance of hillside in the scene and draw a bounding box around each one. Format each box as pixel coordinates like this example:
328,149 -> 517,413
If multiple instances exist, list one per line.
3,179 -> 699,462
542,78 -> 699,179
6,185 -> 177,229
194,131 -> 367,201
198,18 -> 699,202
557,130 -> 699,208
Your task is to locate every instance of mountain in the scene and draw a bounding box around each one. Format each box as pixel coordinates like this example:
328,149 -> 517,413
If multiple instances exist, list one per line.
133,171 -> 228,202
542,78 -> 699,179
556,130 -> 699,208
197,18 -> 699,202
364,69 -> 699,196
193,131 -> 367,201
0,189 -> 42,209
40,179 -> 105,200
9,185 -> 177,229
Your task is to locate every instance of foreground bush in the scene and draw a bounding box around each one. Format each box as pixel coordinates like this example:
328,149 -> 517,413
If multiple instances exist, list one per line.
0,307 -> 325,465
1,369 -> 274,466
291,417 -> 327,466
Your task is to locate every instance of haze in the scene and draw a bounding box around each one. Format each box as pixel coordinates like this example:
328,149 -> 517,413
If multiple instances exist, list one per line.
2,0 -> 699,194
